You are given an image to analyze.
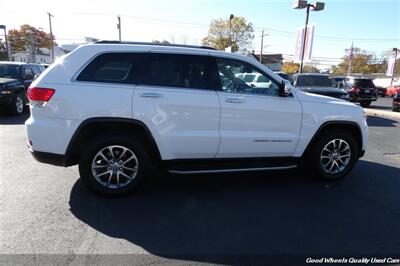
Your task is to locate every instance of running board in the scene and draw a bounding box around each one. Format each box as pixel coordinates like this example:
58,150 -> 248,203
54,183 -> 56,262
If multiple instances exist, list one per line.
168,165 -> 298,175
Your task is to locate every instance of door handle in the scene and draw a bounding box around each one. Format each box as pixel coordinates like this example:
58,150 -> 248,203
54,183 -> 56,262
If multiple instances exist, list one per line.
225,98 -> 245,103
140,92 -> 163,98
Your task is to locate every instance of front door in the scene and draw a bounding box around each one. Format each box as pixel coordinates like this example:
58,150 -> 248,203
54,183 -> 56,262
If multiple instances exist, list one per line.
214,57 -> 302,158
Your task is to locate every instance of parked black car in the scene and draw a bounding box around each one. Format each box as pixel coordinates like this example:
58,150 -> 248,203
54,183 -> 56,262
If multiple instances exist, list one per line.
346,78 -> 378,107
0,62 -> 44,115
393,93 -> 400,112
292,73 -> 349,100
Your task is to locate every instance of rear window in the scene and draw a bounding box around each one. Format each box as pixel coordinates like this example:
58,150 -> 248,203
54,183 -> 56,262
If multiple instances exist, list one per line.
0,64 -> 21,79
77,53 -> 144,84
141,53 -> 211,90
352,79 -> 375,88
296,75 -> 334,87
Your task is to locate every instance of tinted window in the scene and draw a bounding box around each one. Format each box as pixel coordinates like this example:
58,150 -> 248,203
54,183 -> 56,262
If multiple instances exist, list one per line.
77,53 -> 144,84
142,54 -> 211,90
216,57 -> 279,96
0,64 -> 21,79
23,66 -> 34,78
30,65 -> 40,75
352,79 -> 375,88
296,75 -> 334,87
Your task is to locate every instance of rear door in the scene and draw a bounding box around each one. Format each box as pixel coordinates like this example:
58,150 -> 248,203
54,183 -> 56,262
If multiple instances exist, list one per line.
213,57 -> 302,158
132,52 -> 221,160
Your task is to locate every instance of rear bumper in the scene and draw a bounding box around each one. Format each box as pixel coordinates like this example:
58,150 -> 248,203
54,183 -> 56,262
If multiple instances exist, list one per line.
29,149 -> 66,166
349,95 -> 377,102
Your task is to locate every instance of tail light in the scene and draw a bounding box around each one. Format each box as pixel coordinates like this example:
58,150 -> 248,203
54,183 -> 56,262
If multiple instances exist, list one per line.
27,87 -> 55,106
349,87 -> 360,93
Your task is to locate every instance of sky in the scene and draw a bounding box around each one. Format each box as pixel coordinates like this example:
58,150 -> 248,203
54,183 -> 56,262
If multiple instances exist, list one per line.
0,0 -> 399,68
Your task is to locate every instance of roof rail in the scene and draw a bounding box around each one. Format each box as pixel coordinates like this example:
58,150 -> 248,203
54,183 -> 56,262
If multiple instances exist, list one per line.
93,40 -> 216,50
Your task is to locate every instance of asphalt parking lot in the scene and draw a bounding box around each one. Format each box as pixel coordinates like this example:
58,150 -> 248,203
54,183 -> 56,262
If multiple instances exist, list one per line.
0,108 -> 399,265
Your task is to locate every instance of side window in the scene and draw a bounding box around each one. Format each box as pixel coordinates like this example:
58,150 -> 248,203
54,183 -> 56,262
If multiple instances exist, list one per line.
216,57 -> 279,96
23,67 -> 34,78
142,54 -> 211,90
77,53 -> 144,84
31,65 -> 40,75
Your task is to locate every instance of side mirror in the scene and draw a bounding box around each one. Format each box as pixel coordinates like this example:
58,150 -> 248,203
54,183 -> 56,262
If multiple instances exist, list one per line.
279,80 -> 292,97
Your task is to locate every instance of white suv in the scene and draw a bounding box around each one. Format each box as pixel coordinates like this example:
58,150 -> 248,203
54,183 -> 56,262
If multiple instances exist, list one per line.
25,42 -> 368,196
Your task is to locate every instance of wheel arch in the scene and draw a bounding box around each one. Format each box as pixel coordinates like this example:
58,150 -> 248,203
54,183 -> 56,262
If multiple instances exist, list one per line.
65,117 -> 162,166
301,121 -> 363,159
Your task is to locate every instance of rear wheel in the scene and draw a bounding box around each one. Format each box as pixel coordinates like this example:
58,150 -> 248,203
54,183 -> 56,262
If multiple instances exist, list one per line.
308,130 -> 358,180
360,101 -> 371,108
8,93 -> 25,115
79,133 -> 151,197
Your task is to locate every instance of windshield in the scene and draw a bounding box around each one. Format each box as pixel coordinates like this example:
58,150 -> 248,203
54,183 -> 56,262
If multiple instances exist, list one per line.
296,75 -> 334,87
0,64 -> 21,79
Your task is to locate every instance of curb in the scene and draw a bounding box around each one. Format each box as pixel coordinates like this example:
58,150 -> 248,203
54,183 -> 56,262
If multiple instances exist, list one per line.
364,108 -> 400,120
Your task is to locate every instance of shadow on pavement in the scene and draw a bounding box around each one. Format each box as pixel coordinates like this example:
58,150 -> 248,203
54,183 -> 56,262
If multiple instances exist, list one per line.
367,116 -> 398,127
0,108 -> 29,125
69,160 -> 400,264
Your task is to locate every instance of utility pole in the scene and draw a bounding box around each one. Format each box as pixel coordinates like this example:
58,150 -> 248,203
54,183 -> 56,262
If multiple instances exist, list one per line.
117,16 -> 121,42
260,30 -> 268,63
347,41 -> 354,76
390,48 -> 398,87
229,14 -> 234,52
47,12 -> 54,63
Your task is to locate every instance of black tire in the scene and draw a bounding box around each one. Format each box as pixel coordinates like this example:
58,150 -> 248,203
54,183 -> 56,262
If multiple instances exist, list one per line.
78,133 -> 152,197
307,130 -> 358,181
360,101 -> 371,108
8,93 -> 25,115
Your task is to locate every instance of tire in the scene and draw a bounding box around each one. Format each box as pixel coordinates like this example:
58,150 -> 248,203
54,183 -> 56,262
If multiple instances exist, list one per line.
360,101 -> 371,108
307,130 -> 358,181
78,133 -> 152,197
8,93 -> 25,115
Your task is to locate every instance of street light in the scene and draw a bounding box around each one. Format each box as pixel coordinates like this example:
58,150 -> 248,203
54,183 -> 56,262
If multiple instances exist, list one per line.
0,24 -> 11,61
293,0 -> 325,73
229,14 -> 234,52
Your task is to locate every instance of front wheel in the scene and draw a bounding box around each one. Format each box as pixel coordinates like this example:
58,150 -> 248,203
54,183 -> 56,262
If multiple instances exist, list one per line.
79,133 -> 151,197
360,101 -> 371,108
308,131 -> 358,180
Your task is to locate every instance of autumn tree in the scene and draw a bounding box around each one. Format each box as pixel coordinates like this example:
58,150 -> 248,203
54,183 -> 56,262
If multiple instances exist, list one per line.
202,17 -> 254,52
8,24 -> 55,53
331,47 -> 387,75
282,61 -> 299,73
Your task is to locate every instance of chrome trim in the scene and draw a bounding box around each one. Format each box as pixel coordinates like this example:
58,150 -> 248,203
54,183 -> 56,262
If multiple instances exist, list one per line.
168,165 -> 297,175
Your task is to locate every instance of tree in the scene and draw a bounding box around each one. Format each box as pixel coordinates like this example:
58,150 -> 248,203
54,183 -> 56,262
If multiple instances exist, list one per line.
282,61 -> 299,74
303,65 -> 320,73
202,17 -> 254,52
8,24 -> 55,53
152,40 -> 171,45
331,47 -> 387,75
